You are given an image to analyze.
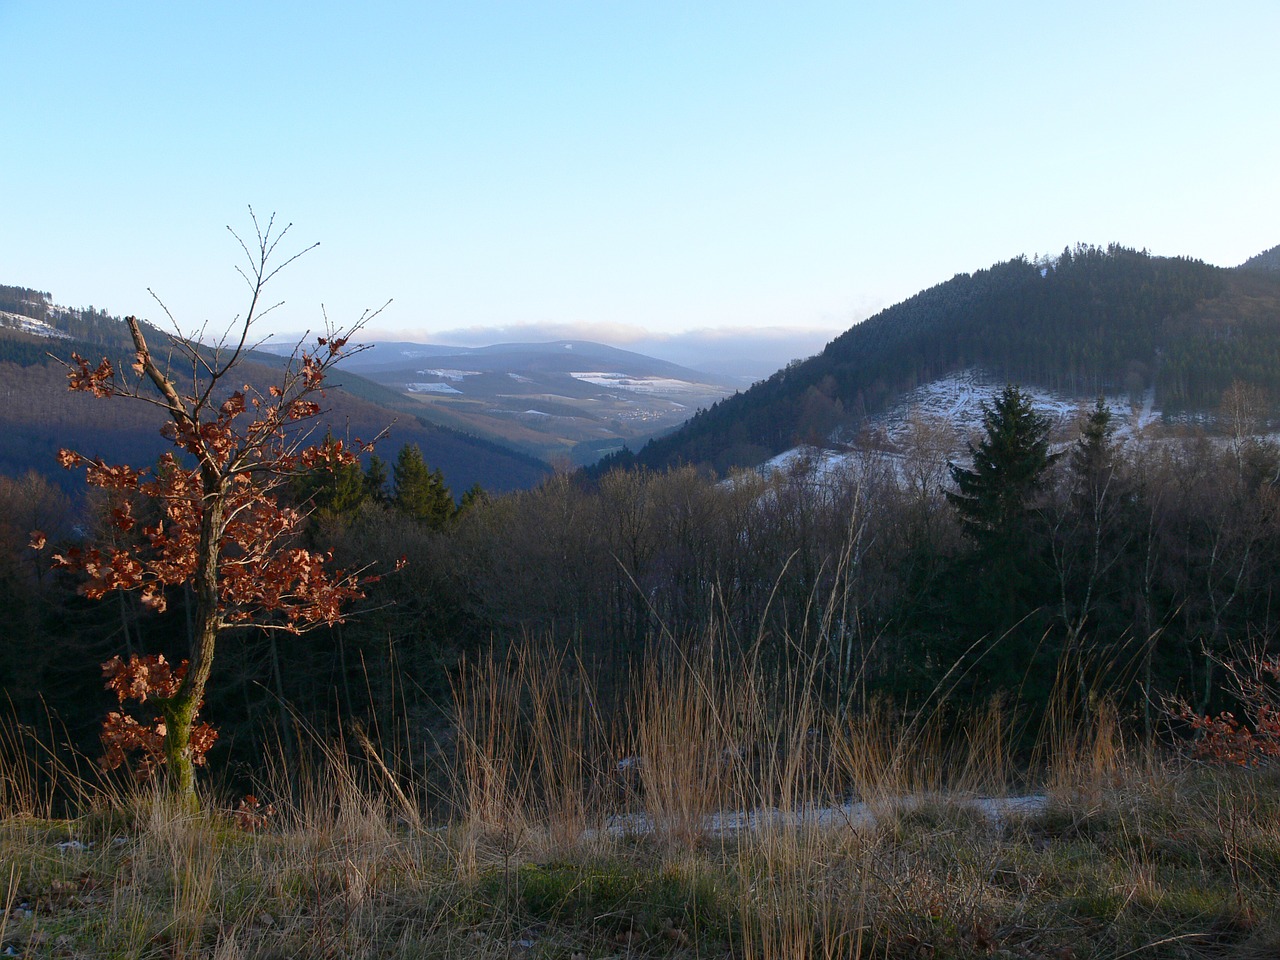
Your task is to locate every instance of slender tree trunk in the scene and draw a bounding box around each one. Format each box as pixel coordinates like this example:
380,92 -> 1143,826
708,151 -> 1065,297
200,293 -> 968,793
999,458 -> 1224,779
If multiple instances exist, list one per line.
269,631 -> 296,778
162,478 -> 226,810
117,591 -> 135,657
336,623 -> 355,718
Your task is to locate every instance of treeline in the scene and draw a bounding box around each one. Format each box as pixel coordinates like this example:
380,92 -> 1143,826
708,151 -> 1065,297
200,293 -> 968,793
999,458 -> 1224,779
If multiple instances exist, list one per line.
0,285 -> 52,320
629,247 -> 1280,473
5,385 -> 1279,775
1239,243 -> 1280,274
0,336 -> 549,497
0,285 -> 165,351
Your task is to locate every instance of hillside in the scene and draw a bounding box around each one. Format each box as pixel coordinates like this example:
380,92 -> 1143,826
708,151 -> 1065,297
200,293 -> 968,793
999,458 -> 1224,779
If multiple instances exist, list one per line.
624,245 -> 1280,473
281,338 -> 739,465
1239,243 -> 1280,274
0,287 -> 548,495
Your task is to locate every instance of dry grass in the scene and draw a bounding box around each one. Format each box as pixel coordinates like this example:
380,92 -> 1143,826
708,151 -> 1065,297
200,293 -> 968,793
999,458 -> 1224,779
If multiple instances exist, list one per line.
2,645 -> 1279,959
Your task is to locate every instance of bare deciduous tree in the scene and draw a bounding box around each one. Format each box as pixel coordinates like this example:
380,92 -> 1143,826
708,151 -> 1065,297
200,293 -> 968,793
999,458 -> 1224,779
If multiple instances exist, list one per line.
32,212 -> 388,806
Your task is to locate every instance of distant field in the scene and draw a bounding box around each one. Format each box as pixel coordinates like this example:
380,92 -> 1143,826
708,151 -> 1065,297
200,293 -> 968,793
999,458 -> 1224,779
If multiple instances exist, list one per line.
342,340 -> 739,463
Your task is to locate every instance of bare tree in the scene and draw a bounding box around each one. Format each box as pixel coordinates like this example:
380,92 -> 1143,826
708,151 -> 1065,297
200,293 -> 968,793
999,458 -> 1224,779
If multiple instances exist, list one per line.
33,212 -> 388,806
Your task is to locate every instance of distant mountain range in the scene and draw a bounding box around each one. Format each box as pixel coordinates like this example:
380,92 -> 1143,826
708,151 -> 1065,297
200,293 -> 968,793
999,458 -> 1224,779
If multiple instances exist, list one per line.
260,338 -> 740,465
0,282 -> 744,480
10,240 -> 1280,489
613,244 -> 1280,474
0,287 -> 549,496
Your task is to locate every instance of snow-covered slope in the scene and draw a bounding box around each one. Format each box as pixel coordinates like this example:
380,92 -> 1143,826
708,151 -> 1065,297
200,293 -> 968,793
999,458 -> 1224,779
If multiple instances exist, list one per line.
860,369 -> 1157,446
0,310 -> 72,340
760,369 -> 1161,482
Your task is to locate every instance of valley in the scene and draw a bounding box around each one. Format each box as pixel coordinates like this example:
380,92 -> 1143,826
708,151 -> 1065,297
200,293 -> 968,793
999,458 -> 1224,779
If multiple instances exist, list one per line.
5,243 -> 1280,959
324,339 -> 741,464
7,5 -> 1280,955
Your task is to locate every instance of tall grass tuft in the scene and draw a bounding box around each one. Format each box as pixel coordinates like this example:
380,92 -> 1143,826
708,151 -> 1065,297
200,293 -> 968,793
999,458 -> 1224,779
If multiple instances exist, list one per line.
3,622 -> 1278,956
451,643 -> 613,863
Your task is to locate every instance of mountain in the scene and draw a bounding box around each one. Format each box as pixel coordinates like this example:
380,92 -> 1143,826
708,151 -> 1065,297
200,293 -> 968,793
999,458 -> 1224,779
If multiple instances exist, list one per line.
1239,243 -> 1280,274
620,244 -> 1280,474
274,338 -> 740,465
0,286 -> 549,496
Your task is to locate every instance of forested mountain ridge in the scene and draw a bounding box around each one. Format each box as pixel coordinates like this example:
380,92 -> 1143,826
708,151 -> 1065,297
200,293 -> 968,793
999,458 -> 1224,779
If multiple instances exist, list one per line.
623,245 -> 1280,473
1239,243 -> 1280,274
0,284 -> 157,348
0,285 -> 549,494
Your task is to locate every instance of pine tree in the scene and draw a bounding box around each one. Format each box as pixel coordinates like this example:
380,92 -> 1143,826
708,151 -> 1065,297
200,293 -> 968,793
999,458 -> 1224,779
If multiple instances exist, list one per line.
392,444 -> 454,529
941,386 -> 1062,709
1070,398 -> 1120,513
947,385 -> 1059,550
292,431 -> 367,518
363,453 -> 389,502
457,482 -> 489,516
1053,399 -> 1134,655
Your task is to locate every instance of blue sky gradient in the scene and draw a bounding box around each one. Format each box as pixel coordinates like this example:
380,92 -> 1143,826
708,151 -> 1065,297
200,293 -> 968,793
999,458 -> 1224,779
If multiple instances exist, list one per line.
3,2 -> 1277,353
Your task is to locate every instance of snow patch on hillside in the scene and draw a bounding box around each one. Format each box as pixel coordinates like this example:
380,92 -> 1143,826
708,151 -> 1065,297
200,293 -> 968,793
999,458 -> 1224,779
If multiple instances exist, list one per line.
760,369 -> 1163,482
761,446 -> 857,483
418,368 -> 480,380
570,371 -> 703,393
864,370 -> 1157,447
0,310 -> 72,340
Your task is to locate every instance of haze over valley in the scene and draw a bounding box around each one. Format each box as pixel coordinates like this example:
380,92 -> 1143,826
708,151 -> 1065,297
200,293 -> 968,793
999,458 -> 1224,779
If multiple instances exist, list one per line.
8,240 -> 1280,482
263,337 -> 743,464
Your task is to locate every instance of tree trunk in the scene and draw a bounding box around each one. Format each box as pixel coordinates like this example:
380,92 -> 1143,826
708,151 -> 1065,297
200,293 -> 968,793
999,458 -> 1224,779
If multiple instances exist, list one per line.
162,477 -> 226,810
160,693 -> 200,807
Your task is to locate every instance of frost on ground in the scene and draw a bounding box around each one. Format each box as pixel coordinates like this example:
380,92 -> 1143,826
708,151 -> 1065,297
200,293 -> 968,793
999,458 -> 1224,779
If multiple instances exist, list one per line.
591,793 -> 1049,840
760,368 -> 1163,483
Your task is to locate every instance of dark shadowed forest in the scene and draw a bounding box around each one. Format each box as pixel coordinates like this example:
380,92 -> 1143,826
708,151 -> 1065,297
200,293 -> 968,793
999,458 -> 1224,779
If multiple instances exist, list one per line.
5,379 -> 1278,787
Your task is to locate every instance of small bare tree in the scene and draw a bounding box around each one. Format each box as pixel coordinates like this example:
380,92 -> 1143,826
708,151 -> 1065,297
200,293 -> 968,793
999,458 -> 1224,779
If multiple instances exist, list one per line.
31,212 -> 388,806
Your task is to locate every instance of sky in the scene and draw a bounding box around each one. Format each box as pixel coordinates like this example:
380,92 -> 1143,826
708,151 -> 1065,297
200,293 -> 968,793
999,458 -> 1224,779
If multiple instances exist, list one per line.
3,2 -> 1278,367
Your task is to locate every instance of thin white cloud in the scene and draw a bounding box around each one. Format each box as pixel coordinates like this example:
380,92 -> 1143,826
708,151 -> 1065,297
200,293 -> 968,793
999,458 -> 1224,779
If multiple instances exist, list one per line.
385,320 -> 656,346
366,320 -> 852,348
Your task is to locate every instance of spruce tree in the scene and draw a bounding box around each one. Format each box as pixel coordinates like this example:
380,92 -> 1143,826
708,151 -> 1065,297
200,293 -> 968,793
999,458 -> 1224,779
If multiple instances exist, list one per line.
1070,398 -> 1123,511
946,385 -> 1059,550
392,444 -> 454,529
292,431 -> 367,518
457,482 -> 489,516
942,385 -> 1062,710
1054,397 -> 1134,695
363,453 -> 389,502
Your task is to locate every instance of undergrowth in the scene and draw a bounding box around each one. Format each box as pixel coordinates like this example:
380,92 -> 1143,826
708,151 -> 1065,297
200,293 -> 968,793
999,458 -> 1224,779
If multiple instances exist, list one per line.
1,646 -> 1278,959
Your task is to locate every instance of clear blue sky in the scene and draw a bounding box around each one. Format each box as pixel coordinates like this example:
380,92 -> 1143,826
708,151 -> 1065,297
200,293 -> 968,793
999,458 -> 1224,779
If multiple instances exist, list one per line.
3,2 -> 1277,351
